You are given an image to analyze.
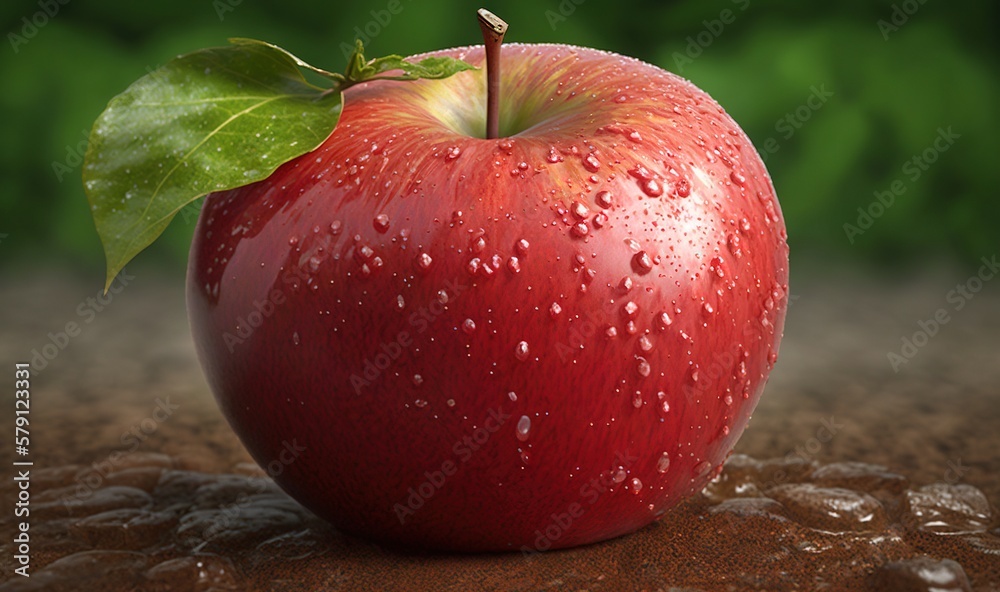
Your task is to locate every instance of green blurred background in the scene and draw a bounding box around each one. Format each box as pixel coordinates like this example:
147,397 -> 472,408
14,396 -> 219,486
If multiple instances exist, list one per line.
1,0 -> 997,276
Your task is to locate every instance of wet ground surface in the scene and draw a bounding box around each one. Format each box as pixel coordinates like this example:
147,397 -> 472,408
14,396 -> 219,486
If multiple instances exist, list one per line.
1,265 -> 998,591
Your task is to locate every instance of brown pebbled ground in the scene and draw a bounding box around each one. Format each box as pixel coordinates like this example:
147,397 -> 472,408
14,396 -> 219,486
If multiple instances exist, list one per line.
1,263 -> 998,591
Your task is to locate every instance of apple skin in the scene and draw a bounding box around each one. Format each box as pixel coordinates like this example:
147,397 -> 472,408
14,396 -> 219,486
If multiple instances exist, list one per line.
187,43 -> 788,552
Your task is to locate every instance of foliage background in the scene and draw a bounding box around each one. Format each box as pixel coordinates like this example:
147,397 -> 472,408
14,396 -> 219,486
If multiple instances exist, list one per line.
1,0 -> 997,276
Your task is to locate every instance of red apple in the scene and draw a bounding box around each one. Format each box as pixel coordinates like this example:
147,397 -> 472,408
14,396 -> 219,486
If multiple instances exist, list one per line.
187,42 -> 789,552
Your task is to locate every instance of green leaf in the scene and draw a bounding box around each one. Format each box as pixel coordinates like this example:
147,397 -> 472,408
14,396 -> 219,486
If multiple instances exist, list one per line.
83,40 -> 342,290
83,38 -> 475,291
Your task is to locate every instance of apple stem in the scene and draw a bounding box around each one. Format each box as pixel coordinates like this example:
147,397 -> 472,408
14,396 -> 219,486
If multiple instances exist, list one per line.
477,8 -> 507,139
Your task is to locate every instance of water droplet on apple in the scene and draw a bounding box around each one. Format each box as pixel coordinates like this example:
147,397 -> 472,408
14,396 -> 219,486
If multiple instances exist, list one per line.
656,311 -> 673,331
308,256 -> 321,271
373,214 -> 390,233
445,146 -> 461,161
515,239 -> 530,256
412,374 -> 423,386
396,295 -> 405,309
414,399 -> 428,408
726,233 -> 742,258
508,391 -> 517,402
466,258 -> 481,276
656,452 -> 671,473
633,251 -> 654,274
582,154 -> 601,172
596,190 -> 613,209
571,201 -> 589,219
416,252 -> 433,271
612,468 -> 627,484
632,391 -> 643,408
638,335 -> 653,352
640,178 -> 663,197
605,326 -> 618,339
292,332 -> 300,346
462,318 -> 477,334
593,212 -> 608,228
514,341 -> 530,361
730,171 -> 746,186
622,301 -> 639,318
710,256 -> 725,278
446,398 -> 456,407
515,415 -> 531,441
356,244 -> 374,262
631,477 -> 643,493
506,257 -> 521,273
702,302 -> 714,316
614,94 -> 628,103
570,222 -> 589,238
636,356 -> 651,377
629,164 -> 652,180
694,461 -> 712,477
658,392 -> 670,415
549,302 -> 562,318
675,178 -> 691,197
